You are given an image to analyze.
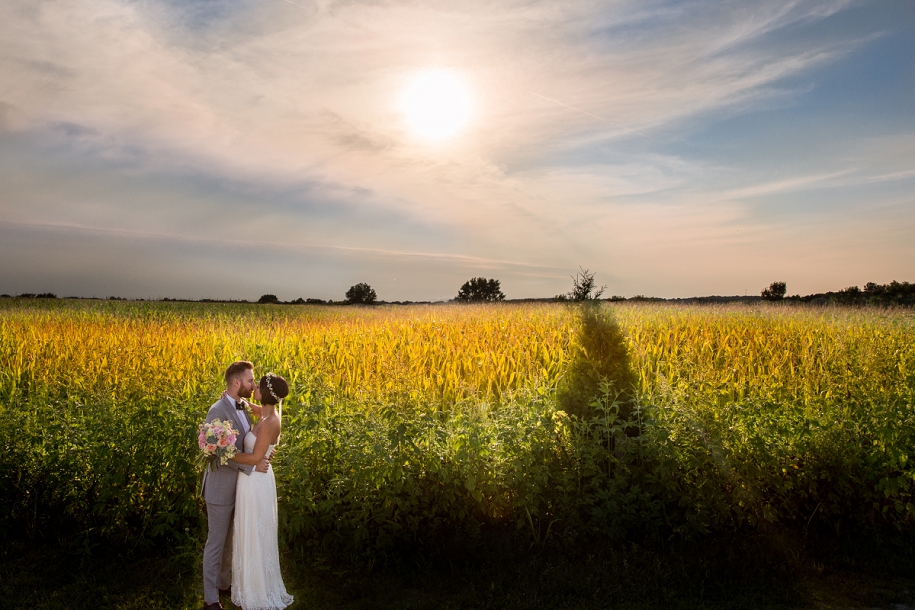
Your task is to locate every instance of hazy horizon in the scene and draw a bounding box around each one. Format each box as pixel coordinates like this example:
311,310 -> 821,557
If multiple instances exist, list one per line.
2,0 -> 913,301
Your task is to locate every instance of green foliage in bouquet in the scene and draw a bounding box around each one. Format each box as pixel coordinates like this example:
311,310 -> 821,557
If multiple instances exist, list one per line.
196,419 -> 239,473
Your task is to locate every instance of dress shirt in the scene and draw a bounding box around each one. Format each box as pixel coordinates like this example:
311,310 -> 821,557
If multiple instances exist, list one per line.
232,398 -> 251,435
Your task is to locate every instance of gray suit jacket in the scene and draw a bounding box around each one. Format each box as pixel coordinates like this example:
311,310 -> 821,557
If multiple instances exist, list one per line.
200,396 -> 254,505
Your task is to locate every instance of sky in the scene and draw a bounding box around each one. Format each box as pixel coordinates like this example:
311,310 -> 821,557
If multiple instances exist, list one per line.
1,0 -> 913,301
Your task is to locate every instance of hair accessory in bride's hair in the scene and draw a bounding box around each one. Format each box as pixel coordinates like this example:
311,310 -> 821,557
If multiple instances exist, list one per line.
265,372 -> 281,403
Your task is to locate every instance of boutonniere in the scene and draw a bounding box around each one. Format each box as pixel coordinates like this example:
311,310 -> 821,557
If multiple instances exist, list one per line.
234,396 -> 263,419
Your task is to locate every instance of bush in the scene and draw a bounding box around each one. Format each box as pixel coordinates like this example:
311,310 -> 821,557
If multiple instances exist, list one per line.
8,382 -> 914,559
1,395 -> 200,548
277,378 -> 915,559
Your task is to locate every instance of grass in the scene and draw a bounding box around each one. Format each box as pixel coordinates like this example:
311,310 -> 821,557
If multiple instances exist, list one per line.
4,530 -> 915,609
1,539 -> 199,609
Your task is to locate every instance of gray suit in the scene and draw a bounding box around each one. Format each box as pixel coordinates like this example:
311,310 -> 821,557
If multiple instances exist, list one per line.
202,396 -> 254,605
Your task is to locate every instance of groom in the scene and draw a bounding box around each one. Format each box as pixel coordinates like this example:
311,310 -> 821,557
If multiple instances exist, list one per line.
201,361 -> 270,610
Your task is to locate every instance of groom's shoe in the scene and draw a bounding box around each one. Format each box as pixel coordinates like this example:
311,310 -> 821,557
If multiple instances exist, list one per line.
218,585 -> 231,597
203,602 -> 224,610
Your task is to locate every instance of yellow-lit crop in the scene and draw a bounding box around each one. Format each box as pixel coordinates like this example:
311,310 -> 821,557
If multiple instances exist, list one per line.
1,299 -> 912,415
616,303 -> 915,412
0,301 -> 574,408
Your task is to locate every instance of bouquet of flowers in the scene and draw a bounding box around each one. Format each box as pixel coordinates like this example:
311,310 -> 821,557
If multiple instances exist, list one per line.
197,419 -> 238,472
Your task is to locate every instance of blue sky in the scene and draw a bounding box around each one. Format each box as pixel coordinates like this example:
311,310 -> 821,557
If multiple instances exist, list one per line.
0,0 -> 912,300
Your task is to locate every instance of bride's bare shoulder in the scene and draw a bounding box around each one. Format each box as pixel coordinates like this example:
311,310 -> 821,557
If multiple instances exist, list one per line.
260,415 -> 282,442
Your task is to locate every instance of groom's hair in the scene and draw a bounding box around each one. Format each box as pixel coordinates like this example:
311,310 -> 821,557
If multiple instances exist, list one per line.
224,360 -> 253,384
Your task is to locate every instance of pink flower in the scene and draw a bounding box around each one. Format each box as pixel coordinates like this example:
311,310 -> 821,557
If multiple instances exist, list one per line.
197,419 -> 241,464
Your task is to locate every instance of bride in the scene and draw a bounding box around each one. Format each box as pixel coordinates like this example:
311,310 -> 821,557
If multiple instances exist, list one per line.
229,372 -> 295,610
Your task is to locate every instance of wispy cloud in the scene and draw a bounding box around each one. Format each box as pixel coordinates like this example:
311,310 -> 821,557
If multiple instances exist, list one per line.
716,170 -> 855,200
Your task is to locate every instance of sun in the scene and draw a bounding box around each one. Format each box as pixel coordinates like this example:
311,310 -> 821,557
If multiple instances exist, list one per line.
401,71 -> 472,141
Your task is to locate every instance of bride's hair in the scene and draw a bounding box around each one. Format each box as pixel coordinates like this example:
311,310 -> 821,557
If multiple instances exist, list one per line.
259,373 -> 289,405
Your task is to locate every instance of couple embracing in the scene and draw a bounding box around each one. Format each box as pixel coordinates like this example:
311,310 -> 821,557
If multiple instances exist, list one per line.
201,361 -> 294,610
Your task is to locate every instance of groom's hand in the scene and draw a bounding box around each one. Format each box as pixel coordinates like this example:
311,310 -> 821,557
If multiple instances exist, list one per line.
254,449 -> 275,473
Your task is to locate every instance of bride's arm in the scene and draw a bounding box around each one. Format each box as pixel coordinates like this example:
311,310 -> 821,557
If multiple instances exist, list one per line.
231,421 -> 279,465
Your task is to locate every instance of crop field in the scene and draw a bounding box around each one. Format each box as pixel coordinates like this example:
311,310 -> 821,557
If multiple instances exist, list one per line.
1,298 -> 914,563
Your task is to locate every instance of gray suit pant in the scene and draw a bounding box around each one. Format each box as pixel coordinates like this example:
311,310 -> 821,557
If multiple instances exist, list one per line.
203,502 -> 234,604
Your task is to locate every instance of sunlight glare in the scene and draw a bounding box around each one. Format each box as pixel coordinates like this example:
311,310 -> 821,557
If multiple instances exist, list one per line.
401,71 -> 472,141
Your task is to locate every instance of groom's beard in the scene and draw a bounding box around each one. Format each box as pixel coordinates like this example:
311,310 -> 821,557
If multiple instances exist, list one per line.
239,384 -> 254,399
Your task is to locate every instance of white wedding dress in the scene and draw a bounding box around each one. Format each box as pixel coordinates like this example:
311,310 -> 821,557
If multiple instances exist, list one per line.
232,433 -> 294,610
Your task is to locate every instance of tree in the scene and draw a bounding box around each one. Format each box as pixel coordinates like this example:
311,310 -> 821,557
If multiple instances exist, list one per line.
346,283 -> 377,304
455,277 -> 505,303
567,267 -> 606,301
258,294 -> 280,304
761,281 -> 786,301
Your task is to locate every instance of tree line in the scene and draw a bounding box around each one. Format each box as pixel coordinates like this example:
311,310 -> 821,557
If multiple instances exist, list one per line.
256,268 -> 606,305
759,280 -> 915,306
4,274 -> 913,306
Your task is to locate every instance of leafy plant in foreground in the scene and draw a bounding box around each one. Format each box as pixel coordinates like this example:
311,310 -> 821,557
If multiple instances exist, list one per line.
1,299 -> 914,561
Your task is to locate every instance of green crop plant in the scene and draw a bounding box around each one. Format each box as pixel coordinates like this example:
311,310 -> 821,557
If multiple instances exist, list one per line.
1,298 -> 913,560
